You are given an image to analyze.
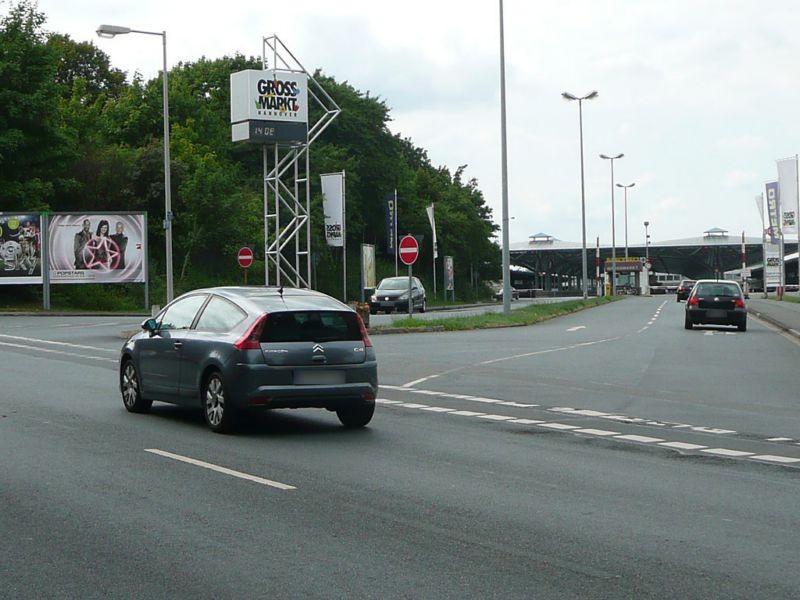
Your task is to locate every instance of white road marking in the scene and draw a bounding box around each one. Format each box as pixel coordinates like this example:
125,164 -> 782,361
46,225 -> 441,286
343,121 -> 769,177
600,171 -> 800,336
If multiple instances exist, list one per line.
700,448 -> 754,457
419,406 -> 455,413
0,333 -> 118,353
449,410 -> 486,417
614,434 -> 664,443
145,449 -> 295,490
397,403 -> 429,409
574,428 -> 620,436
538,422 -> 579,430
376,398 -> 403,404
54,321 -> 130,329
767,437 -> 793,442
509,418 -> 546,425
0,341 -> 118,363
566,326 -> 586,332
659,441 -> 707,450
478,414 -> 516,421
750,455 -> 800,464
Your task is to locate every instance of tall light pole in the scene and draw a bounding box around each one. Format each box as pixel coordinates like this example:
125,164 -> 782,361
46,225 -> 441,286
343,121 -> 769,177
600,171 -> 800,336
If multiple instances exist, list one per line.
97,24 -> 174,304
616,182 -> 635,259
498,0 -> 511,314
600,153 -> 624,295
562,91 -> 598,299
644,221 -> 650,261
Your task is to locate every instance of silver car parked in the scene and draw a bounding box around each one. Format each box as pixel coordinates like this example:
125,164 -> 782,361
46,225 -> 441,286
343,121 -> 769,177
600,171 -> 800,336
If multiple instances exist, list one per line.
119,286 -> 378,433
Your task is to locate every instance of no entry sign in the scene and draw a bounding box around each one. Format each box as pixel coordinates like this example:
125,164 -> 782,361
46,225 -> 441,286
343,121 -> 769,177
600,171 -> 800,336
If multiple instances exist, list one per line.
399,235 -> 419,266
237,247 -> 254,268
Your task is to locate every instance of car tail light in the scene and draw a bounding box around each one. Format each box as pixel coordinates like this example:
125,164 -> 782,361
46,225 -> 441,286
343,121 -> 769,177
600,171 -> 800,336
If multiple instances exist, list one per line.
734,298 -> 745,309
688,296 -> 699,306
234,313 -> 269,350
356,313 -> 373,348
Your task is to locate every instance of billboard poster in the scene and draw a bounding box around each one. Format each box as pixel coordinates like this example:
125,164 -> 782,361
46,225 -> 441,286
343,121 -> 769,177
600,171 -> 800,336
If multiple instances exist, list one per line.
444,255 -> 454,291
361,243 -> 376,289
321,172 -> 344,247
48,213 -> 146,284
384,193 -> 396,256
0,213 -> 43,284
764,243 -> 781,286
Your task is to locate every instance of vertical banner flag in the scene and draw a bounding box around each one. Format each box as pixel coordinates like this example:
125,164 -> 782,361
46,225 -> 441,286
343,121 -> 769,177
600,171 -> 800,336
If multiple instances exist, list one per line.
48,213 -> 146,283
444,255 -> 454,291
384,192 -> 396,256
765,181 -> 781,244
361,243 -> 376,290
0,213 -> 43,284
425,204 -> 438,258
777,157 -> 798,235
764,243 -> 782,287
321,172 -> 344,247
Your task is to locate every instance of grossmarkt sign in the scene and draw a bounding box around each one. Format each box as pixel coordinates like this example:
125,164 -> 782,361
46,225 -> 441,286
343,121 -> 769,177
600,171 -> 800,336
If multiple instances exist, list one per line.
230,69 -> 309,143
604,258 -> 645,273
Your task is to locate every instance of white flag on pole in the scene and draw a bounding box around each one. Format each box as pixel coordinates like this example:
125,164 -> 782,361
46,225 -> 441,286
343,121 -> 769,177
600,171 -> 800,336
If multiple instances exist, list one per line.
425,204 -> 438,258
777,156 -> 798,235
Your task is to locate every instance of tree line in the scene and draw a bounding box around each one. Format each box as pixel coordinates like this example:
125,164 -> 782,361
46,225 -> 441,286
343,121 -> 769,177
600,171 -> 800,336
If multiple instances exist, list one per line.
0,1 -> 500,305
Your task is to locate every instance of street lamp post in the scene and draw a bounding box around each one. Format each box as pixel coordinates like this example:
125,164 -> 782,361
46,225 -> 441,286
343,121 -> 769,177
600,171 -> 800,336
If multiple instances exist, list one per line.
562,90 -> 598,300
498,0 -> 511,314
644,221 -> 650,261
97,24 -> 174,304
616,182 -> 635,259
600,153 -> 624,295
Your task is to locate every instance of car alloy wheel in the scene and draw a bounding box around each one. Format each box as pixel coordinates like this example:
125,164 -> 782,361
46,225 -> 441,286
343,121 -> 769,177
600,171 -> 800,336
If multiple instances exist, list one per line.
120,360 -> 152,413
203,372 -> 236,433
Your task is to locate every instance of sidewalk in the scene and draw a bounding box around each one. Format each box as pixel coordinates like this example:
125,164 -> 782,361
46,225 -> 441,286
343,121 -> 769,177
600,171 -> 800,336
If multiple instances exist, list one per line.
747,296 -> 800,340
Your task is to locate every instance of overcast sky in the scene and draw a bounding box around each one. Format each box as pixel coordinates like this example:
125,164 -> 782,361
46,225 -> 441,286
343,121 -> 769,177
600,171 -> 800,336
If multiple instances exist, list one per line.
28,0 -> 800,247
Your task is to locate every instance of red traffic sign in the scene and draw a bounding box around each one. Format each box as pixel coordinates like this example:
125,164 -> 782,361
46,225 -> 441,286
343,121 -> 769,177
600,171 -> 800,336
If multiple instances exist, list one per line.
399,235 -> 419,266
237,247 -> 254,268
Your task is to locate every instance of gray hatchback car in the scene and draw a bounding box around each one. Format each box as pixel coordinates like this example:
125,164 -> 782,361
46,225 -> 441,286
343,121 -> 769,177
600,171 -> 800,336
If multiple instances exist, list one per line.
119,286 -> 378,433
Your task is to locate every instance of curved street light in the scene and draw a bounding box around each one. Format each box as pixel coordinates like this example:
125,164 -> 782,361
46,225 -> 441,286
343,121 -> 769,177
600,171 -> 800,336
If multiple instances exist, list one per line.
562,90 -> 598,299
616,182 -> 636,259
97,24 -> 174,304
600,153 -> 624,295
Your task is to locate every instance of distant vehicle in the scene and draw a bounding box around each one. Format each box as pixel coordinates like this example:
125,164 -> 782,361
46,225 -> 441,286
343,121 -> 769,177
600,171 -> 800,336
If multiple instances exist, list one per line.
676,279 -> 697,302
649,272 -> 686,294
369,276 -> 426,314
119,286 -> 378,433
684,279 -> 747,332
493,285 -> 519,301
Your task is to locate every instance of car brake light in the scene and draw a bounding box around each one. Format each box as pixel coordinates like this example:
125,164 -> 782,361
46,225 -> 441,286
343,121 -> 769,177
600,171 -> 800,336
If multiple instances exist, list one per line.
734,298 -> 745,308
356,313 -> 373,348
234,313 -> 269,350
688,296 -> 699,306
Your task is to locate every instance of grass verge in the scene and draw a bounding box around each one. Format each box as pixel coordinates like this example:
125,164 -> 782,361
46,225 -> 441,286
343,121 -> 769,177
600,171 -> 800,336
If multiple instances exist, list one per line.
373,296 -> 619,332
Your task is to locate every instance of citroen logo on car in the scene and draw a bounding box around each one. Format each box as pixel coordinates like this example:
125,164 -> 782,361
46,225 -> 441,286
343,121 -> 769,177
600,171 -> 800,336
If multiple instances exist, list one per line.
312,343 -> 324,353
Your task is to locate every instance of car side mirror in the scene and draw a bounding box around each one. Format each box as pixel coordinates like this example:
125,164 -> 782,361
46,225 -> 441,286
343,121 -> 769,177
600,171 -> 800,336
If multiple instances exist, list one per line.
744,293 -> 750,300
142,318 -> 159,335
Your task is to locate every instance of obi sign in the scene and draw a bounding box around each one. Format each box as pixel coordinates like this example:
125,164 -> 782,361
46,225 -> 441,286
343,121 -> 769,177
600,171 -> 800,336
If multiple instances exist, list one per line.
230,69 -> 309,144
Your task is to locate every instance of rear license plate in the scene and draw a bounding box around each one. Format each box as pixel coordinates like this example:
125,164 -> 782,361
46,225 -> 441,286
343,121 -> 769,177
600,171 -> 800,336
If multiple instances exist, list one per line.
707,309 -> 726,318
294,370 -> 345,385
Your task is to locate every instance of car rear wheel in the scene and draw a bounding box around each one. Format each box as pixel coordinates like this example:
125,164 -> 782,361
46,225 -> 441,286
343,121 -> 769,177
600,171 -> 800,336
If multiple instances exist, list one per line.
337,402 -> 375,428
738,320 -> 747,332
420,299 -> 426,313
684,313 -> 693,330
120,360 -> 152,413
202,371 -> 237,434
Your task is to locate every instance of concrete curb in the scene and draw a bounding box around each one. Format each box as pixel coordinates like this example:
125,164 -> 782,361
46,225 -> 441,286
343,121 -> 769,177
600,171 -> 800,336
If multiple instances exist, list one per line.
750,311 -> 800,341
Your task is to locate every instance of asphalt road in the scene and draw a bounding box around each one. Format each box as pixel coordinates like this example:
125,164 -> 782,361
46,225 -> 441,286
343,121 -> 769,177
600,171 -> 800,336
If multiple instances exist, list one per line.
1,298 -> 799,599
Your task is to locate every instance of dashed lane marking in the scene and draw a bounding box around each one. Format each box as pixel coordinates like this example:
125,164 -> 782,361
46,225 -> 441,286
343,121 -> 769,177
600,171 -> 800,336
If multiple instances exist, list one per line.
701,448 -> 754,458
145,449 -> 296,490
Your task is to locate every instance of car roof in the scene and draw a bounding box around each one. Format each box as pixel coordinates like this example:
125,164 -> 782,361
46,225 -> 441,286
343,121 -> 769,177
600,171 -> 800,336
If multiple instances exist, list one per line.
184,286 -> 353,314
693,279 -> 740,285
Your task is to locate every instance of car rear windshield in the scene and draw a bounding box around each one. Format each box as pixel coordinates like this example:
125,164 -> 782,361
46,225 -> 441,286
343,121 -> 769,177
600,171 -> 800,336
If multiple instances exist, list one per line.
695,283 -> 740,297
260,311 -> 362,343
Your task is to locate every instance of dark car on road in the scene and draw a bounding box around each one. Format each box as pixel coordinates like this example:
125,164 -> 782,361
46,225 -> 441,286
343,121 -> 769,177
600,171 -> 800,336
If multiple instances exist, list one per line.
684,279 -> 747,332
119,286 -> 377,433
676,279 -> 696,302
369,276 -> 426,314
